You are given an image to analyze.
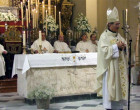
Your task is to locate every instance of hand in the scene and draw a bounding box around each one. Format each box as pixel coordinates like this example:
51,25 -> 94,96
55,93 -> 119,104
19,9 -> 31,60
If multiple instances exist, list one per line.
34,50 -> 38,53
43,47 -> 47,52
117,41 -> 126,50
121,43 -> 126,50
93,41 -> 97,45
2,51 -> 7,54
53,50 -> 58,53
86,49 -> 89,53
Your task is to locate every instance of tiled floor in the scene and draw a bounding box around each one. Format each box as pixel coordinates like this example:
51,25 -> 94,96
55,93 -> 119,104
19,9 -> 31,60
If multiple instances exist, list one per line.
0,85 -> 140,110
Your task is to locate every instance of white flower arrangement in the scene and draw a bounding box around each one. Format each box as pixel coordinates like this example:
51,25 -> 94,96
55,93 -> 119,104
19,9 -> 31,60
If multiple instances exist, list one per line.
0,12 -> 18,21
44,15 -> 58,32
28,85 -> 55,99
75,13 -> 91,33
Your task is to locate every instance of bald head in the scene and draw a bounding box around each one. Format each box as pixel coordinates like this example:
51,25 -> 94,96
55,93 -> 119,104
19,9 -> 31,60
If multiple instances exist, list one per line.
58,35 -> 64,42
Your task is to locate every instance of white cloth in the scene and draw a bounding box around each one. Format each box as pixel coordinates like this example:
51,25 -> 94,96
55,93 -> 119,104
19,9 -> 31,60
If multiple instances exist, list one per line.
76,41 -> 91,53
0,44 -> 6,77
54,40 -> 71,52
88,40 -> 98,52
12,53 -> 97,77
102,44 -> 125,109
103,71 -> 124,110
31,39 -> 54,53
96,30 -> 128,102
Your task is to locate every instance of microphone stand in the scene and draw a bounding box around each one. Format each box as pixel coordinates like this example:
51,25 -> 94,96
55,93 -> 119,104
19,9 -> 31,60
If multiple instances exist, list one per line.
122,25 -> 132,110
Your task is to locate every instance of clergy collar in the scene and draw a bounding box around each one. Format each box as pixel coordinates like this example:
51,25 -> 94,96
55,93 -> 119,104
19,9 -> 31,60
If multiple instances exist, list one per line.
106,29 -> 118,37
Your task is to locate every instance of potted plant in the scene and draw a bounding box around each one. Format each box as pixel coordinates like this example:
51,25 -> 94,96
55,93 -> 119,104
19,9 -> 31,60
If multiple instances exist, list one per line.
28,85 -> 55,109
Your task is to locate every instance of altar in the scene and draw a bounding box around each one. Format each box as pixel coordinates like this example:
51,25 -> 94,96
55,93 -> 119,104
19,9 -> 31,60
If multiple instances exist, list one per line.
12,53 -> 97,98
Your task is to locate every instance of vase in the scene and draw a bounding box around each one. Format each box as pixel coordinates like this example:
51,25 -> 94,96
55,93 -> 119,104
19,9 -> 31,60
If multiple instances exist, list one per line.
36,99 -> 50,109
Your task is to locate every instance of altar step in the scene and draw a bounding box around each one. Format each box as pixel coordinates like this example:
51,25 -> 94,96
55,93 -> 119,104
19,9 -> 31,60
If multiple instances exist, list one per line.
0,79 -> 17,93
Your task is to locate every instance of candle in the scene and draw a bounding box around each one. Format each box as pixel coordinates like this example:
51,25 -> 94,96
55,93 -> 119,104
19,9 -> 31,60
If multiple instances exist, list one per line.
34,9 -> 36,28
59,11 -> 62,35
28,0 -> 30,23
48,6 -> 50,16
54,6 -> 56,23
39,31 -> 42,45
23,0 -> 25,4
36,10 -> 38,27
42,1 -> 45,23
38,0 -> 40,14
36,0 -> 37,6
32,9 -> 34,28
26,8 -> 28,28
46,10 -> 48,36
139,2 -> 140,11
21,2 -> 23,26
48,0 -> 51,15
126,9 -> 128,25
31,0 -> 33,5
23,31 -> 26,46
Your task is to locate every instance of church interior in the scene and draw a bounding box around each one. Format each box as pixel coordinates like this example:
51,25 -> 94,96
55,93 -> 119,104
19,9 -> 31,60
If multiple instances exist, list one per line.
0,0 -> 140,110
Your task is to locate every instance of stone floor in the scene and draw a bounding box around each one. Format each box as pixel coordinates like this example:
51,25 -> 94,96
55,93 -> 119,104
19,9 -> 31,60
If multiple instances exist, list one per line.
0,85 -> 140,110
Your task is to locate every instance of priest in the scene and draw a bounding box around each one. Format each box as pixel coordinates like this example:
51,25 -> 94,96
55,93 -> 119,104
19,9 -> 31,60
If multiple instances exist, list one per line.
54,34 -> 71,53
31,32 -> 54,53
88,33 -> 98,52
0,44 -> 7,77
76,33 -> 91,53
96,7 -> 128,110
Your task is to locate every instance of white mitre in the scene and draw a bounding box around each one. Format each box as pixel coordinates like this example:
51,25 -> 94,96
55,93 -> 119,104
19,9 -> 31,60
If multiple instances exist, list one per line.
107,7 -> 119,23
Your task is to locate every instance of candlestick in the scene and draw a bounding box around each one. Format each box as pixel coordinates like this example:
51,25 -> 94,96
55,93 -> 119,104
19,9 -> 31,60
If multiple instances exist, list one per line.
39,45 -> 42,54
23,46 -> 27,54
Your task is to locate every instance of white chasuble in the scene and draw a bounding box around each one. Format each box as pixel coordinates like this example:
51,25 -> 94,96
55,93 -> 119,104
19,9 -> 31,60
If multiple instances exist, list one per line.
31,39 -> 54,53
0,44 -> 6,77
96,30 -> 128,103
54,40 -> 71,53
76,41 -> 91,53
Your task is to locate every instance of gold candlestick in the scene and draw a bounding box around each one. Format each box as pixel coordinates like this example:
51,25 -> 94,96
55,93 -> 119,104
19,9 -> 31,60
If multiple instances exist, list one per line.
39,45 -> 42,54
23,46 -> 27,54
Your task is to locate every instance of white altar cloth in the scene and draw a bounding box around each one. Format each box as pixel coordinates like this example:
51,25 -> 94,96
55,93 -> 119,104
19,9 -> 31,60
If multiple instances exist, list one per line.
12,53 -> 97,77
12,53 -> 97,98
